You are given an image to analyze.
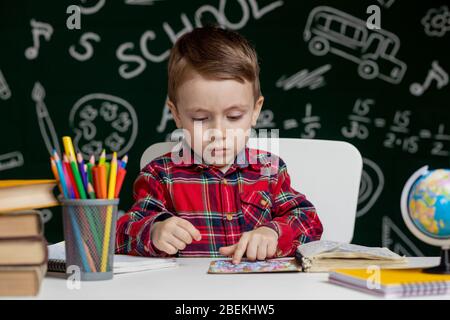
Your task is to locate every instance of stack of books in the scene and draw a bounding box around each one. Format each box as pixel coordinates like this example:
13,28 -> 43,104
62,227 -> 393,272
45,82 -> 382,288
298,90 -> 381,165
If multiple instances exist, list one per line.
0,179 -> 57,296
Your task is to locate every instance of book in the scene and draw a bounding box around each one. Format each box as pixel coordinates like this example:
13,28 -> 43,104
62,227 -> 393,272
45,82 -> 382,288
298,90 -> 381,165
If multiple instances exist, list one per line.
295,240 -> 407,272
0,208 -> 48,297
0,180 -> 58,212
208,241 -> 409,274
208,258 -> 300,274
0,264 -> 47,296
0,210 -> 43,238
329,268 -> 450,297
47,242 -> 178,275
0,236 -> 48,266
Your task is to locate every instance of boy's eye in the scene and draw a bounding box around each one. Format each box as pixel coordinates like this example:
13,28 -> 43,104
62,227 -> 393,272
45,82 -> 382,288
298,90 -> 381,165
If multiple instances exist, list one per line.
192,117 -> 208,122
228,115 -> 243,121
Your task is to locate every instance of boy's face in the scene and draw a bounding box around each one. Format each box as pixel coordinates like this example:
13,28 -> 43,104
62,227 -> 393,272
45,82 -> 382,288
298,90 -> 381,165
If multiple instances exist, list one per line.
168,70 -> 264,168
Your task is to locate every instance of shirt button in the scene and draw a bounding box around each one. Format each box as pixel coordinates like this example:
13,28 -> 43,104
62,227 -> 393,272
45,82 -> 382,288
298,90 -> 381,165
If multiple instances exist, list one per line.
226,213 -> 233,221
260,199 -> 268,206
223,178 -> 228,185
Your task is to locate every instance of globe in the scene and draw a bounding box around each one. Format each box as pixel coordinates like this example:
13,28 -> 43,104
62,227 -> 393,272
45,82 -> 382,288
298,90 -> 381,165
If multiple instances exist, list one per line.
401,166 -> 450,274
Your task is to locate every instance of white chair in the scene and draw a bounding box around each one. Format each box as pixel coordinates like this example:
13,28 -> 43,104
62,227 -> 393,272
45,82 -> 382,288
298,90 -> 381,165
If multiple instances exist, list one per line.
141,138 -> 362,243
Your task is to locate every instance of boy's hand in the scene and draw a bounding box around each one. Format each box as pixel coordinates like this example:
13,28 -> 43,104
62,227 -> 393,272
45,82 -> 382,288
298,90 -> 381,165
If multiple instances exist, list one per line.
219,226 -> 279,264
151,217 -> 202,255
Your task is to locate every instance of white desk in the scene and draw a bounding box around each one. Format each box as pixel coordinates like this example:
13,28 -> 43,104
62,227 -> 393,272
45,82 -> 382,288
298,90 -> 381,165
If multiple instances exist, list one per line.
20,256 -> 450,300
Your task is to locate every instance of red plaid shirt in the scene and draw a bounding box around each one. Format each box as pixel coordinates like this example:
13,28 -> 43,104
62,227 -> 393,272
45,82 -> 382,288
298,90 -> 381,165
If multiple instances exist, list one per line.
115,144 -> 323,257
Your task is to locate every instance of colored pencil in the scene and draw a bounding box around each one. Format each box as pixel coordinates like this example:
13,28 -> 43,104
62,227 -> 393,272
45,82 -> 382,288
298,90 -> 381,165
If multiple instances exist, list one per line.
105,161 -> 111,190
114,167 -> 127,198
50,157 -> 63,194
64,155 -> 79,199
70,154 -> 87,199
99,149 -> 106,166
62,136 -> 76,159
87,155 -> 95,186
98,164 -> 107,199
87,182 -> 96,199
52,151 -> 69,198
120,154 -> 128,169
77,153 -> 88,192
92,166 -> 101,199
101,152 -> 117,272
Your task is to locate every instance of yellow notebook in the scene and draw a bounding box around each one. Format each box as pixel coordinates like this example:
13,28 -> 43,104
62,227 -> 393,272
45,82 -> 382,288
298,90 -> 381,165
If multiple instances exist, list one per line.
0,180 -> 58,212
329,268 -> 450,297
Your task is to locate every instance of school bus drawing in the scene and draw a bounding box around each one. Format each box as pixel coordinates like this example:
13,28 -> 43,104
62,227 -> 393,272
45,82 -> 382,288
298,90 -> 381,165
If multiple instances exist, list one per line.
304,6 -> 406,84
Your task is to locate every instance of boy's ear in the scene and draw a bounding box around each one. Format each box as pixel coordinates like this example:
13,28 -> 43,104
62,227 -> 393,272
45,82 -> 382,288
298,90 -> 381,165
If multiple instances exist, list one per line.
251,96 -> 264,127
167,99 -> 183,129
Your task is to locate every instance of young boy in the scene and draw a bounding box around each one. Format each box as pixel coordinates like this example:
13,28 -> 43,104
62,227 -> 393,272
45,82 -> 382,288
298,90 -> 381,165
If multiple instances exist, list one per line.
115,26 -> 323,264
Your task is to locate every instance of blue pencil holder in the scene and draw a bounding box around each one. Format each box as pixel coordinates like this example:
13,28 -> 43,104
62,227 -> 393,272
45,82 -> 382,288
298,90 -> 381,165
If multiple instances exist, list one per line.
60,198 -> 119,281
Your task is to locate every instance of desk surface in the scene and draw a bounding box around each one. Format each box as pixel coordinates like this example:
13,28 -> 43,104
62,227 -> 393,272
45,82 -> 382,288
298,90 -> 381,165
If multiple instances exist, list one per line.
20,257 -> 450,300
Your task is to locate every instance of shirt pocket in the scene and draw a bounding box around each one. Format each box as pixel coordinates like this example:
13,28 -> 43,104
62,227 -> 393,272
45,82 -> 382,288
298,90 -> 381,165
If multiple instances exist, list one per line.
239,190 -> 273,231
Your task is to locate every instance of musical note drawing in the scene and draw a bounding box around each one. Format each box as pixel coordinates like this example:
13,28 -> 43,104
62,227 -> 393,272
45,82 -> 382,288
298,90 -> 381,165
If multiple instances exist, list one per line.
0,151 -> 24,172
69,93 -> 138,160
421,6 -> 450,37
0,69 -> 11,100
32,82 -> 61,156
24,19 -> 54,60
410,61 -> 448,96
357,158 -> 384,218
276,64 -> 332,90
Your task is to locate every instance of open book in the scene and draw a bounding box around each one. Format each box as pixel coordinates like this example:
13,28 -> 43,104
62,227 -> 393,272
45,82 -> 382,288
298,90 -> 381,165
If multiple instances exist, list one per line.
295,240 -> 407,272
208,241 -> 408,274
47,242 -> 178,275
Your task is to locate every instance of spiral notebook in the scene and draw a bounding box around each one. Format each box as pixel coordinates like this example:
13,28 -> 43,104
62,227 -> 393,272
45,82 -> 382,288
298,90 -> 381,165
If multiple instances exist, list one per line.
329,268 -> 450,297
47,242 -> 178,275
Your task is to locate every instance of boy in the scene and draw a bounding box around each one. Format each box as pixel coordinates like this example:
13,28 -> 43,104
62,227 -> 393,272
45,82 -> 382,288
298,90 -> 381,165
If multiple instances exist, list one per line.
115,26 -> 323,264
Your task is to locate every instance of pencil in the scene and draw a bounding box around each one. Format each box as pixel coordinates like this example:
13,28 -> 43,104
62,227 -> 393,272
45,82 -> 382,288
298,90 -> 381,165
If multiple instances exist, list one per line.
50,157 -> 63,194
64,155 -> 79,199
77,153 -> 88,192
105,161 -> 111,191
98,164 -> 107,199
120,154 -> 128,169
62,136 -> 76,159
70,154 -> 87,199
114,167 -> 126,198
100,152 -> 117,272
92,166 -> 101,199
52,151 -> 69,198
87,155 -> 95,186
87,182 -> 96,199
99,149 -> 106,166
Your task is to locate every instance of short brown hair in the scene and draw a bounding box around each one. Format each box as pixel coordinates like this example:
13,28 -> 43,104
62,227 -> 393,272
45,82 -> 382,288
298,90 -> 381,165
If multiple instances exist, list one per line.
167,26 -> 261,104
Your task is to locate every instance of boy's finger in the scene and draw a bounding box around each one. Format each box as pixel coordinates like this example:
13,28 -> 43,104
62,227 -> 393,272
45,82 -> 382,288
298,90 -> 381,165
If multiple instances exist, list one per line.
167,235 -> 186,250
267,241 -> 277,258
232,234 -> 250,264
173,226 -> 193,244
177,218 -> 202,241
257,241 -> 268,260
245,238 -> 258,261
219,244 -> 237,256
159,242 -> 178,255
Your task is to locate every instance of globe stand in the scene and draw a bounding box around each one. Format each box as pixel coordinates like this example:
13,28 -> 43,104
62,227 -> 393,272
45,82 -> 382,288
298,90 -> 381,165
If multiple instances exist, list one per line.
423,248 -> 450,274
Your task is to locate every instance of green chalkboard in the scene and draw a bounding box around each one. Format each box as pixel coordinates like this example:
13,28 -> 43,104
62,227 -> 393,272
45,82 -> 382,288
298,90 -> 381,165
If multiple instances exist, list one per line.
0,0 -> 449,257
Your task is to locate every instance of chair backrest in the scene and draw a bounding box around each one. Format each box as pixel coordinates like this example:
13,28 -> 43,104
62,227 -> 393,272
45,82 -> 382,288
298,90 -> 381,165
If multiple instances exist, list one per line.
141,138 -> 362,243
